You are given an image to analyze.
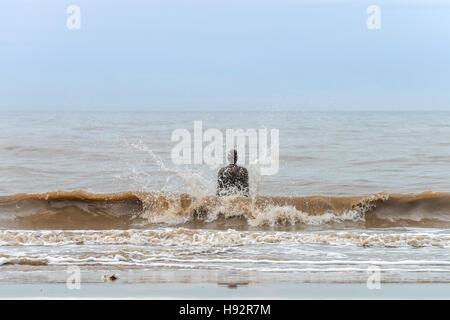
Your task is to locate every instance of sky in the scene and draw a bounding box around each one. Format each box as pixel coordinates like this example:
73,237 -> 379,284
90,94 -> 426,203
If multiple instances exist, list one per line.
1,0 -> 450,111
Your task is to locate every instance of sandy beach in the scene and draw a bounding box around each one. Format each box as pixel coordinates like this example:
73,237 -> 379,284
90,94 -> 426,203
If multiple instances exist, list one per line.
1,282 -> 449,299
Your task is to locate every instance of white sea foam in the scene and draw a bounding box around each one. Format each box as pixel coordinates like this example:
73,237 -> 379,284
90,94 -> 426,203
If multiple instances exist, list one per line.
0,228 -> 448,248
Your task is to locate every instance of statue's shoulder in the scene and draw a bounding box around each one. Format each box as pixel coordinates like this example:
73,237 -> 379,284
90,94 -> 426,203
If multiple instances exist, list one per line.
218,165 -> 232,175
237,166 -> 248,174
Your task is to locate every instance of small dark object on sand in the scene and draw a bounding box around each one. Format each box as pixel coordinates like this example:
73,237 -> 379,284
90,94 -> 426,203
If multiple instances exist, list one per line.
103,274 -> 119,282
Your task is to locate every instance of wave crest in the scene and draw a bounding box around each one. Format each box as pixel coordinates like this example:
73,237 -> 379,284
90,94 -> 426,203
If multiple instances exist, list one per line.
1,190 -> 449,229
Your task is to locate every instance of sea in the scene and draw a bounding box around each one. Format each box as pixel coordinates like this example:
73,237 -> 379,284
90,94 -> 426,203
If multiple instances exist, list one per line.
1,110 -> 450,286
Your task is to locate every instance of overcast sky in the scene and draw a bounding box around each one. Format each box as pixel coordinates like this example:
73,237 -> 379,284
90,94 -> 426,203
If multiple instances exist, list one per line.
1,0 -> 450,111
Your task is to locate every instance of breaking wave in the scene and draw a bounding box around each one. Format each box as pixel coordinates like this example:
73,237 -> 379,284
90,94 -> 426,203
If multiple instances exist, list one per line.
0,190 -> 449,230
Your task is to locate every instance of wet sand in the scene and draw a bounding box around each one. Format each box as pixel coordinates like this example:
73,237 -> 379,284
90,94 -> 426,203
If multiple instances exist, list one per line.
1,282 -> 449,299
